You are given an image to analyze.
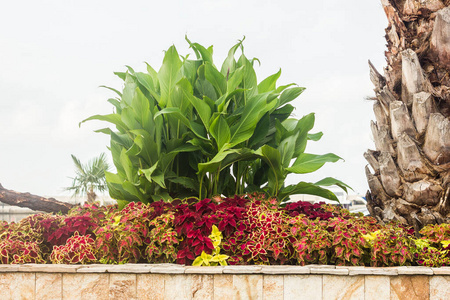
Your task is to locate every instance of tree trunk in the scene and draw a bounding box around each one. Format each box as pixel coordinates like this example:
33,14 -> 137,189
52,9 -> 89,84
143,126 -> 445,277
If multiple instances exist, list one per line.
0,184 -> 76,214
366,0 -> 450,228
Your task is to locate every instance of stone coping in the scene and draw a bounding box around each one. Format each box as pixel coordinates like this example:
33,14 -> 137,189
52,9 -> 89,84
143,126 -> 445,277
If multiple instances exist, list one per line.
0,264 -> 449,275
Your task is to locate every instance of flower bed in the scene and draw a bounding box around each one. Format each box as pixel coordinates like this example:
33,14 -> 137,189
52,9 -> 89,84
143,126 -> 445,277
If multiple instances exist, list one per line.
1,194 -> 449,268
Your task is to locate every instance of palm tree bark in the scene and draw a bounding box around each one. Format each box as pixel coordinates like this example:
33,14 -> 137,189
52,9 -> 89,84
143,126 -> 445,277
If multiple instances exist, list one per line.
366,0 -> 450,229
0,184 -> 76,214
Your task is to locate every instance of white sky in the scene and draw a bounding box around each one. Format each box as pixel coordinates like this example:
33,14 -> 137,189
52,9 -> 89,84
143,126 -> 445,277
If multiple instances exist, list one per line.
0,0 -> 387,197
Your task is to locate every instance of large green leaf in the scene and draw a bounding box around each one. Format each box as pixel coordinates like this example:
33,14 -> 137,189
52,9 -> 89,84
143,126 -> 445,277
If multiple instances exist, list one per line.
255,145 -> 284,195
278,182 -> 339,203
210,115 -> 231,151
293,113 -> 315,156
229,93 -> 275,146
258,69 -> 281,93
287,153 -> 342,174
140,164 -> 166,189
205,62 -> 226,96
314,177 -> 352,193
221,38 -> 244,76
158,45 -> 182,107
80,114 -> 128,133
135,72 -> 161,103
178,78 -> 212,129
237,54 -> 258,100
226,66 -> 245,94
279,87 -> 306,106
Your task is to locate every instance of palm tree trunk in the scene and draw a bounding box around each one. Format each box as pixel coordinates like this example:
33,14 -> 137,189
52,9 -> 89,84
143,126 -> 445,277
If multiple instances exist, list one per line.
87,187 -> 97,204
366,0 -> 450,230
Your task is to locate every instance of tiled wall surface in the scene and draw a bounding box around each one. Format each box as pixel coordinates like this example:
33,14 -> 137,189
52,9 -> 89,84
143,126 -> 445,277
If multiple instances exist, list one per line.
0,264 -> 449,299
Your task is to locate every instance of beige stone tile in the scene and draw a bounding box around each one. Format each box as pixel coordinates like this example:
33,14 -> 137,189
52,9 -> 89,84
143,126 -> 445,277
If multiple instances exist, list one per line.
263,275 -> 283,300
184,266 -> 224,274
164,274 -> 191,299
214,275 -> 238,300
150,265 -> 185,274
22,264 -> 80,273
223,266 -> 262,274
62,273 -> 109,300
397,266 -> 433,275
284,275 -> 322,300
0,273 -> 35,300
36,273 -> 62,300
347,267 -> 398,276
233,274 -> 263,300
390,275 -> 430,300
110,273 -> 137,300
106,264 -> 152,273
0,265 -> 19,272
137,274 -> 165,300
323,275 -> 364,300
310,268 -> 348,275
261,266 -> 310,274
430,276 -> 450,300
432,267 -> 450,275
365,275 -> 390,300
187,274 -> 214,300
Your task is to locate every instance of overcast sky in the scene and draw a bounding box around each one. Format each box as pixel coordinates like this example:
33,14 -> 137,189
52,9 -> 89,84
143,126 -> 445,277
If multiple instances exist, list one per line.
0,0 -> 387,197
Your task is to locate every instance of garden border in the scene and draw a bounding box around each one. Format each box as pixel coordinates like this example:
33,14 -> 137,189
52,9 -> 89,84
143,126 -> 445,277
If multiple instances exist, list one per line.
0,264 -> 449,299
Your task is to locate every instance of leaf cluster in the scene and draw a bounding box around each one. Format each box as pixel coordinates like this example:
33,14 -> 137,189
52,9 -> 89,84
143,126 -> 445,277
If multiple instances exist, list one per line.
83,38 -> 348,206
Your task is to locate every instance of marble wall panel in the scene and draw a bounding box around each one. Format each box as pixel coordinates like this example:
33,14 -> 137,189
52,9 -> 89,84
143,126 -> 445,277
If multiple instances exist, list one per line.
263,275 -> 283,300
0,273 -> 35,300
429,276 -> 450,300
364,275 -> 390,300
36,273 -> 62,300
213,275 -> 238,300
323,275 -> 364,300
137,274 -> 165,300
63,273 -> 109,300
110,273 -> 137,300
233,274 -> 263,300
187,275 -> 214,300
284,275 -> 322,300
390,275 -> 430,300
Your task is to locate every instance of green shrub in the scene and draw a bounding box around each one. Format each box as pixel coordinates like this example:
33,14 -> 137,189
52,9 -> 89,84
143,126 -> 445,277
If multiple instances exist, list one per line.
82,37 -> 348,207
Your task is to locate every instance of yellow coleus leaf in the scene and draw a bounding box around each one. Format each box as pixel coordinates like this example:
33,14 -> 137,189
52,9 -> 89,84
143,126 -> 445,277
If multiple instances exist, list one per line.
441,240 -> 450,248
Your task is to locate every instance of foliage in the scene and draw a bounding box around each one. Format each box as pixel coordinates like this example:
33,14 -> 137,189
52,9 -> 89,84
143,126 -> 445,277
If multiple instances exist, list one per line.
66,153 -> 110,203
145,212 -> 179,263
82,38 -> 348,207
2,195 -> 450,267
413,224 -> 450,267
50,232 -> 96,264
222,196 -> 293,265
192,225 -> 229,266
94,201 -> 152,264
0,239 -> 45,264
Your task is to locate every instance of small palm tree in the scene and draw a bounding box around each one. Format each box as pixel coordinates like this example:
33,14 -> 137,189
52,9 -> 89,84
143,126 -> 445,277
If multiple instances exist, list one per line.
66,153 -> 110,204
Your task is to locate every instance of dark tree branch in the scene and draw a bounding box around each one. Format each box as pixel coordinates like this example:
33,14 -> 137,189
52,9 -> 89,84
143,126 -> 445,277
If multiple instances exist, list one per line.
0,184 -> 77,214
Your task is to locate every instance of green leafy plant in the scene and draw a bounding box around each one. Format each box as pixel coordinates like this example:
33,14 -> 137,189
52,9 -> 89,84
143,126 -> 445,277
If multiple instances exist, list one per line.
82,37 -> 348,207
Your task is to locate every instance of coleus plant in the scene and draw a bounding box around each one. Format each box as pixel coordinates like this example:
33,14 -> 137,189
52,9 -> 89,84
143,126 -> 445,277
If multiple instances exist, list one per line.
82,37 -> 349,207
50,232 -> 97,264
192,225 -> 229,266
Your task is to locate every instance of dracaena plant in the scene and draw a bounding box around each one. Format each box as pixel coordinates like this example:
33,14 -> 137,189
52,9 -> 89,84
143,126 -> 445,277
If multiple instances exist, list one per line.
82,37 -> 349,206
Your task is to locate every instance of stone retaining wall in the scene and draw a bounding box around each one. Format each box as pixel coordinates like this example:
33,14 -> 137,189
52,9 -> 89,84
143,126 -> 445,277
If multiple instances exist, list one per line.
0,264 -> 449,299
